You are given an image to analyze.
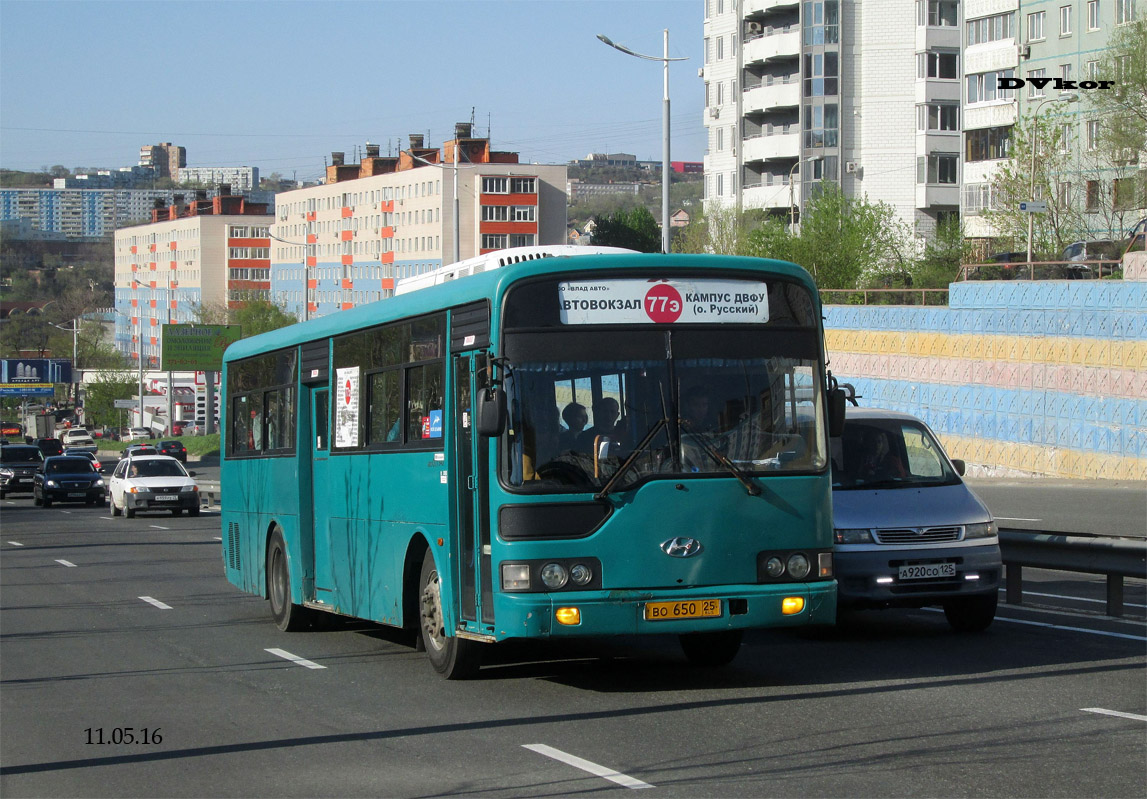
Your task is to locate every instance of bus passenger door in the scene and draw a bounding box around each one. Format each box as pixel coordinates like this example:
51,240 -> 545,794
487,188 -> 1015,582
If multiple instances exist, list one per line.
453,353 -> 493,628
309,386 -> 335,604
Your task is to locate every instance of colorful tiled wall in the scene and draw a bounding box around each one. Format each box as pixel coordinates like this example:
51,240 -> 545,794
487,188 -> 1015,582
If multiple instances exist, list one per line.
824,281 -> 1147,480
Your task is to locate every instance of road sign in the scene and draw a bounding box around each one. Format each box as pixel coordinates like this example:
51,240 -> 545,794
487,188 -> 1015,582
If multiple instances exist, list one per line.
1019,201 -> 1048,213
114,399 -> 138,409
160,325 -> 241,371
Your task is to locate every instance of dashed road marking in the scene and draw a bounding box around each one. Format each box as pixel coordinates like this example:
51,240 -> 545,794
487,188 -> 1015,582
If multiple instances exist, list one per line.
265,648 -> 326,670
523,744 -> 653,790
1082,708 -> 1147,722
139,596 -> 172,610
55,559 -> 77,568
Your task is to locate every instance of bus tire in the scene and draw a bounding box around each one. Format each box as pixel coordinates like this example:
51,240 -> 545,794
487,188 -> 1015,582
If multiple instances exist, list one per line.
679,630 -> 743,666
419,551 -> 480,679
267,528 -> 313,632
943,593 -> 996,633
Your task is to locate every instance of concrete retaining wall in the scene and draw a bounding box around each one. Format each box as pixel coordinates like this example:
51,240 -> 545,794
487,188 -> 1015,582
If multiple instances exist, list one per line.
825,280 -> 1147,480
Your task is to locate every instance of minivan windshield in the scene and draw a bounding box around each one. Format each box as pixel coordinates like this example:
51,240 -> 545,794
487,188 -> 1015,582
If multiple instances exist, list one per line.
832,418 -> 960,490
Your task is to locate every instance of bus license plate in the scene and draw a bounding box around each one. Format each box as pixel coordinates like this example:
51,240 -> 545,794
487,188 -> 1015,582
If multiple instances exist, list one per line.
644,599 -> 722,621
898,563 -> 955,580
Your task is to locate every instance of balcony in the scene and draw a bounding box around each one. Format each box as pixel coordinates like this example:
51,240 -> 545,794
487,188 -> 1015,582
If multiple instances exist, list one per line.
744,0 -> 799,13
745,27 -> 799,65
743,181 -> 795,211
744,79 -> 800,113
743,130 -> 800,163
916,184 -> 960,209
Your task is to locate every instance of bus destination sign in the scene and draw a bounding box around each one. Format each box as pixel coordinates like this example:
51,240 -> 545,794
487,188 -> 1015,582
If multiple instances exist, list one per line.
558,279 -> 770,325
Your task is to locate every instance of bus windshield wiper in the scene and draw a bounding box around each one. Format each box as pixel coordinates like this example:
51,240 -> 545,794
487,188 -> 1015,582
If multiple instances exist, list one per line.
679,420 -> 762,497
594,417 -> 668,500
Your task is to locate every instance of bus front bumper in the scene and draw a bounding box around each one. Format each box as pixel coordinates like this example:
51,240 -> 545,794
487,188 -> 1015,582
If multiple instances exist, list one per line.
491,581 -> 836,640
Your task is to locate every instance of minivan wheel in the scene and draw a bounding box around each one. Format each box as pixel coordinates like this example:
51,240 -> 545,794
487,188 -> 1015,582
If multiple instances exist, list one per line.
943,593 -> 997,632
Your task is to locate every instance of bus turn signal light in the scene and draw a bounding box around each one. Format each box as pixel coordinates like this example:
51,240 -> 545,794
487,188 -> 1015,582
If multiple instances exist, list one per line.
782,596 -> 805,615
555,607 -> 581,625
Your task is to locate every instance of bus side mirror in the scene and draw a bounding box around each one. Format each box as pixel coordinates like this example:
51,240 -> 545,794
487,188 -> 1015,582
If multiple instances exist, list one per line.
476,387 -> 507,437
828,389 -> 846,438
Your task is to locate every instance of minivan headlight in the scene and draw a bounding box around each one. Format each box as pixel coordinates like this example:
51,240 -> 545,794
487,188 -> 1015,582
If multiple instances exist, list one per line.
835,528 -> 874,544
965,521 -> 997,538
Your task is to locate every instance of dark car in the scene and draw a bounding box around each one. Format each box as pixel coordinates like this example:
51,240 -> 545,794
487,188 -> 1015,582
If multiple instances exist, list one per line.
122,444 -> 159,459
156,440 -> 187,462
0,444 -> 45,497
33,438 -> 65,457
33,456 -> 107,507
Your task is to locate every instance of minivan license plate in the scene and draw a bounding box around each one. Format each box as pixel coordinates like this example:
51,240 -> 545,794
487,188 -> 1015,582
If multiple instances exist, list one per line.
644,599 -> 721,621
898,563 -> 955,580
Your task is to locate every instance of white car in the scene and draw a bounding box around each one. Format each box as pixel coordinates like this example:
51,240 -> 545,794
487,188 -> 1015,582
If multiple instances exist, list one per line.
124,427 -> 154,442
108,454 -> 200,518
60,429 -> 98,453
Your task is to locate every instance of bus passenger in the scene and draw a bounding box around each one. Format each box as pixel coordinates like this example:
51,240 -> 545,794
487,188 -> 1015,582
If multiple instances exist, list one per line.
559,402 -> 588,452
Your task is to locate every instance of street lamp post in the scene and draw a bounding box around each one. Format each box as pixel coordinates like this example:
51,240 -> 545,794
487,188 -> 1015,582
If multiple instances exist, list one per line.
1026,93 -> 1079,264
403,150 -> 463,265
597,31 -> 688,254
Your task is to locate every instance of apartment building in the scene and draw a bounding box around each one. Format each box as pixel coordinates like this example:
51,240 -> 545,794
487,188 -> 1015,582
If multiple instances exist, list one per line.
139,142 -> 186,180
270,125 -> 567,320
703,0 -> 962,237
113,193 -> 272,367
178,166 -> 260,193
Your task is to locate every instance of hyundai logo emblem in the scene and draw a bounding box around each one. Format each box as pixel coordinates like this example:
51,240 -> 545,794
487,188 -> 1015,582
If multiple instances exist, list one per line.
661,537 -> 703,558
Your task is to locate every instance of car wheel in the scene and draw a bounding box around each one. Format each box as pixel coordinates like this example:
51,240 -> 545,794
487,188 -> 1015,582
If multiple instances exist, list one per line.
267,528 -> 314,632
172,509 -> 182,517
943,593 -> 997,632
0,491 -> 6,499
189,506 -> 200,517
33,493 -> 42,506
679,630 -> 743,666
419,550 -> 481,679
125,504 -> 136,518
42,496 -> 52,508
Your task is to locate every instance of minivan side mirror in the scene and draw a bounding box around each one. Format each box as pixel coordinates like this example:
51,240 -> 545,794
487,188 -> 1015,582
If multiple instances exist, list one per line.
950,458 -> 966,476
828,388 -> 847,438
476,387 -> 507,437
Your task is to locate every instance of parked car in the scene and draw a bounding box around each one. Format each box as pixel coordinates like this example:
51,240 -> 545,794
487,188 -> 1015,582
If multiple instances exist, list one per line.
33,438 -> 65,457
156,440 -> 187,462
59,429 -> 98,453
831,407 -> 1001,632
124,428 -> 154,442
63,449 -> 102,472
107,454 -> 199,518
1060,239 -> 1119,262
986,251 -> 1028,263
33,455 -> 106,507
0,444 -> 45,497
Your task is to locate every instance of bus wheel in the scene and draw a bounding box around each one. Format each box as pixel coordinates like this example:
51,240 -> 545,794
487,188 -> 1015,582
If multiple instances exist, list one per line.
267,529 -> 312,632
419,551 -> 480,679
679,630 -> 743,667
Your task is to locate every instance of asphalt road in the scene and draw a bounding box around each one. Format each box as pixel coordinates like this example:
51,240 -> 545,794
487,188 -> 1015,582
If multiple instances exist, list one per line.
1,497 -> 1144,798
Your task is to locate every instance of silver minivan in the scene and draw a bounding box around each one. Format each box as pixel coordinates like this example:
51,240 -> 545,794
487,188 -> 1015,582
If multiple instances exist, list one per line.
832,407 -> 1001,631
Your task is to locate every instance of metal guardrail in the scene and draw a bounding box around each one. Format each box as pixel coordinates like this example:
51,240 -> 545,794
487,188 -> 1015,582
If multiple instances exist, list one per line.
998,528 -> 1147,617
819,288 -> 950,306
959,260 -> 1121,281
198,481 -> 221,509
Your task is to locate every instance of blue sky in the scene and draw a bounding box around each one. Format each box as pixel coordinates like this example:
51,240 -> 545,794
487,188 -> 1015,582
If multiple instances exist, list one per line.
0,0 -> 706,180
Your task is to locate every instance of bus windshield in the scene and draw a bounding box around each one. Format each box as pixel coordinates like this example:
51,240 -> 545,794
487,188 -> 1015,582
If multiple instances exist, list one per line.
502,328 -> 826,492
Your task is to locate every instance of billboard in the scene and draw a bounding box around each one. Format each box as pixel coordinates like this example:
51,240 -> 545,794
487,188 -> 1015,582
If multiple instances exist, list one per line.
0,359 -> 72,396
160,325 -> 242,371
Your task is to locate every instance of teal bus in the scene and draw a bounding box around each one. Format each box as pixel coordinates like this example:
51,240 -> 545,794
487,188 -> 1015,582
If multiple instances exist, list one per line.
221,249 -> 842,678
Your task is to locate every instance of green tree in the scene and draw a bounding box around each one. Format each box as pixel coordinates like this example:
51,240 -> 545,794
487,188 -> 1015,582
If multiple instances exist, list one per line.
590,206 -> 662,252
83,372 -> 138,429
1091,19 -> 1147,159
672,204 -> 775,255
191,295 -> 296,338
913,216 -> 975,288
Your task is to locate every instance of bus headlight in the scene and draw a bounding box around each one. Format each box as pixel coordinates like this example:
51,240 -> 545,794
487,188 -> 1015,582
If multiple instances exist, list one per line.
501,563 -> 531,591
965,521 -> 997,538
540,563 -> 569,590
786,553 -> 811,580
569,564 -> 593,586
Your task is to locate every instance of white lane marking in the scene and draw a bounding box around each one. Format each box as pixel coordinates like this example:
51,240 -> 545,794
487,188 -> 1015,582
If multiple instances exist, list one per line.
139,596 -> 172,610
99,516 -> 114,520
924,608 -> 1147,641
1000,588 -> 1147,610
59,511 -> 71,514
1082,708 -> 1147,722
55,559 -> 77,568
996,517 -> 1043,522
7,541 -> 24,546
265,648 -> 326,670
150,525 -> 169,530
213,537 -> 222,541
523,744 -> 653,790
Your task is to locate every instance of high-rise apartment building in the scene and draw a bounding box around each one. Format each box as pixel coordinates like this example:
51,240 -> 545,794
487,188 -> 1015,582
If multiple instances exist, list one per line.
113,192 -> 272,367
139,142 -> 186,180
704,0 -> 962,237
270,126 -> 567,320
178,166 -> 260,193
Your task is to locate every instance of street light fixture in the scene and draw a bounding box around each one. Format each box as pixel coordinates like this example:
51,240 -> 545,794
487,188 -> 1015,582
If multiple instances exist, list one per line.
402,149 -> 468,266
598,31 -> 688,254
788,156 -> 821,231
1026,92 -> 1079,264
